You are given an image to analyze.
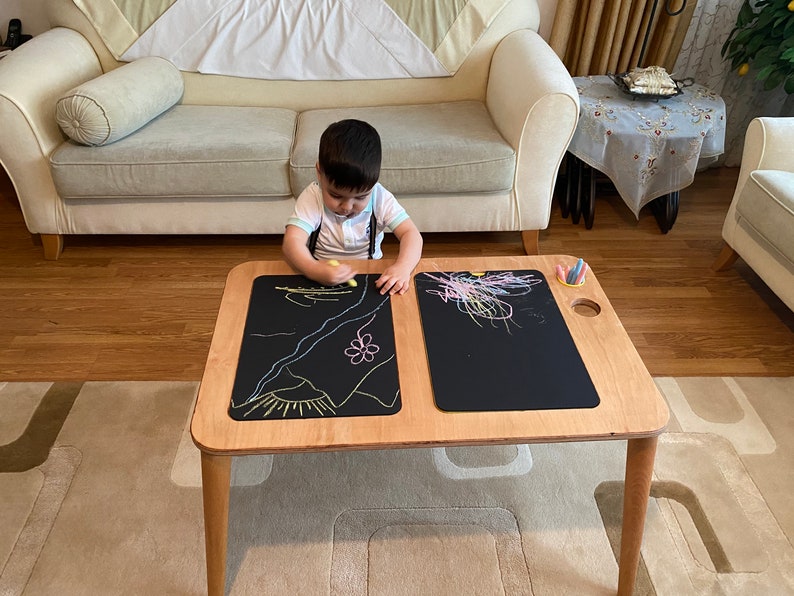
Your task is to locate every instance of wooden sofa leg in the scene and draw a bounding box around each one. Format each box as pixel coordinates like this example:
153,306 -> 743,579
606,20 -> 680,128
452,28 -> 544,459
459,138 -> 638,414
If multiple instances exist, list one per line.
41,234 -> 64,260
521,230 -> 539,255
712,243 -> 739,272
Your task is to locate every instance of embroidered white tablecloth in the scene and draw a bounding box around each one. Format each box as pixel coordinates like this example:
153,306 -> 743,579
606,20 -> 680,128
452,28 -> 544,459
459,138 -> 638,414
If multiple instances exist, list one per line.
568,75 -> 726,217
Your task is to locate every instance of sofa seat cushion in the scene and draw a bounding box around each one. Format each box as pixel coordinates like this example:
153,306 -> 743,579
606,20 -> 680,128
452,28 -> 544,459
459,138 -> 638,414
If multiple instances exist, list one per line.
50,105 -> 297,199
290,102 -> 516,196
736,170 -> 794,261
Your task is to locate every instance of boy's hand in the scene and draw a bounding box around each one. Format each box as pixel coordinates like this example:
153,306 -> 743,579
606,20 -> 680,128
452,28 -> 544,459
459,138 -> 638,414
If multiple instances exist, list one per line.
375,263 -> 412,295
317,259 -> 355,286
283,227 -> 356,287
375,219 -> 423,295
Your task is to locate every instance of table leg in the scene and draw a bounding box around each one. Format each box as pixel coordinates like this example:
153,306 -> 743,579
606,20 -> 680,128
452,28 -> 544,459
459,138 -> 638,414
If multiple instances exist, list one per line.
582,162 -> 596,229
649,191 -> 679,234
618,436 -> 658,596
562,153 -> 578,219
571,157 -> 583,225
201,452 -> 232,596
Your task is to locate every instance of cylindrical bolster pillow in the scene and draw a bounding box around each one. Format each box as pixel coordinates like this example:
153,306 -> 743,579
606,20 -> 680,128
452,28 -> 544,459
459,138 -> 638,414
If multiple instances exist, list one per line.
56,56 -> 184,146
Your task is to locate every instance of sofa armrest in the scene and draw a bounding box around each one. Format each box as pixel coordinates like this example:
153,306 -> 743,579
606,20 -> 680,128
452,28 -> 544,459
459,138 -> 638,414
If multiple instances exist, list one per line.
723,117 -> 794,242
486,29 -> 579,232
718,117 -> 794,310
744,117 -> 794,174
0,27 -> 102,233
730,117 -> 794,214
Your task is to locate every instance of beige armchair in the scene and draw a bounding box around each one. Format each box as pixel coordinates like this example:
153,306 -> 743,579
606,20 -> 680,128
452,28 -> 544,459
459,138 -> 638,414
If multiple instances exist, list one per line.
713,117 -> 794,311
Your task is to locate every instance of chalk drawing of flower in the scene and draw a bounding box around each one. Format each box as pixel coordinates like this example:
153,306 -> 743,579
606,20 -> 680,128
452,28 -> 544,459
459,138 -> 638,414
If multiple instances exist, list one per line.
345,315 -> 380,365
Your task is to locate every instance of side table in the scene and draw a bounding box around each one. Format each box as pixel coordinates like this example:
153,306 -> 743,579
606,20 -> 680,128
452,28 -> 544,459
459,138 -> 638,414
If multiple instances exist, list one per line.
563,75 -> 726,232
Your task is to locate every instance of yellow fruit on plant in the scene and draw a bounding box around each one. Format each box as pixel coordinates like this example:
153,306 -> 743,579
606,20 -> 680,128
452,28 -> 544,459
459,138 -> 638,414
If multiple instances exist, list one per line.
738,63 -> 750,76
788,0 -> 794,11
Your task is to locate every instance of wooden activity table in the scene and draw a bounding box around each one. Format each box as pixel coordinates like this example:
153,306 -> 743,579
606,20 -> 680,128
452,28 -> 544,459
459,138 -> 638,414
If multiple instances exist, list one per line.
191,255 -> 669,595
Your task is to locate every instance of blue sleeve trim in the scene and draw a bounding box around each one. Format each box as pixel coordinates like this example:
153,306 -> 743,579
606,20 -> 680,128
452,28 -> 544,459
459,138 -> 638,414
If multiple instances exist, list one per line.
387,211 -> 409,231
287,217 -> 314,235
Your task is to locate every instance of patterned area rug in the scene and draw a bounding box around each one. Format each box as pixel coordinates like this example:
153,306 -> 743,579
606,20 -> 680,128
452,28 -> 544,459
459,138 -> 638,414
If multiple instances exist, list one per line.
1,378 -> 793,595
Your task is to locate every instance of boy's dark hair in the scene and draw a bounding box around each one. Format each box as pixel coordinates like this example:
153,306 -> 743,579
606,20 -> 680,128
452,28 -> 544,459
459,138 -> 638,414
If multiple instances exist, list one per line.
318,119 -> 381,192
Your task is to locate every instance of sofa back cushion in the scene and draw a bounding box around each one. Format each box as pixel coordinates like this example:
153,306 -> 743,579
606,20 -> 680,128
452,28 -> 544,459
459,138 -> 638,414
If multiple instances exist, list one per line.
290,102 -> 516,197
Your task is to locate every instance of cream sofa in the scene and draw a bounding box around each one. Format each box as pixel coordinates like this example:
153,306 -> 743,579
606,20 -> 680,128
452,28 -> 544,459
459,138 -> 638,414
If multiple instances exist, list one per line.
0,0 -> 579,259
713,117 -> 794,311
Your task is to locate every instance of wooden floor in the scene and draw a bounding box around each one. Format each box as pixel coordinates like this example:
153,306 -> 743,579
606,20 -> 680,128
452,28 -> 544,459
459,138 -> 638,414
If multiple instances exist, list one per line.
1,166 -> 792,381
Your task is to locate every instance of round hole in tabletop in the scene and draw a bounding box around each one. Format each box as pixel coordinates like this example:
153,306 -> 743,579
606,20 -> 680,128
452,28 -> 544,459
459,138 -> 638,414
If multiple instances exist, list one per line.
571,298 -> 601,317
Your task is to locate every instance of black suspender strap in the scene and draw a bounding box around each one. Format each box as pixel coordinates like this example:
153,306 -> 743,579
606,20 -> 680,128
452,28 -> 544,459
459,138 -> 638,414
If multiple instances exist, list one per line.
307,222 -> 321,258
367,212 -> 377,259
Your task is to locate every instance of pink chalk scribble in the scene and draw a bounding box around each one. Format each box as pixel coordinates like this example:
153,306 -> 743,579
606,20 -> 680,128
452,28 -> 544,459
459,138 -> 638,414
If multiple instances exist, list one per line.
422,271 -> 542,329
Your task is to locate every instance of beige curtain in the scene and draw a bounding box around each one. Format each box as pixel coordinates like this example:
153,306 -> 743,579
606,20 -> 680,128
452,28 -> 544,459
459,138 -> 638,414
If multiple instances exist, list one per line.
550,0 -> 697,76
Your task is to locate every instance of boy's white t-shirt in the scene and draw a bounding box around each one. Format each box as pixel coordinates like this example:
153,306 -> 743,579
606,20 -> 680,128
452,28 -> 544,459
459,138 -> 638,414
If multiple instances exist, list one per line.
287,182 -> 409,260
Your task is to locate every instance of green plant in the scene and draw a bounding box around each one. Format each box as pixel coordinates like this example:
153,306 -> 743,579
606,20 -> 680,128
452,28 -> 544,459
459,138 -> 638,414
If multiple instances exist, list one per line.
721,0 -> 794,93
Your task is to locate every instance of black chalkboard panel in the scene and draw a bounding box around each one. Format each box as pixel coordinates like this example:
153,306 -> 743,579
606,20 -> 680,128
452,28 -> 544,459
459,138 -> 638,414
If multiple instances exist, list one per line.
415,270 -> 599,412
229,274 -> 401,420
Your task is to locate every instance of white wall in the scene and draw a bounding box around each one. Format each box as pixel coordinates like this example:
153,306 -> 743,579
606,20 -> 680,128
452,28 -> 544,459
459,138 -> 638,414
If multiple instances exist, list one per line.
2,0 -> 559,46
0,0 -> 49,45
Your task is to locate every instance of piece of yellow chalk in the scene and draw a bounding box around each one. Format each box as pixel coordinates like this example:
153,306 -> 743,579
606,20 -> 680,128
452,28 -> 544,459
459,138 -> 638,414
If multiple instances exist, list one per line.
328,259 -> 356,287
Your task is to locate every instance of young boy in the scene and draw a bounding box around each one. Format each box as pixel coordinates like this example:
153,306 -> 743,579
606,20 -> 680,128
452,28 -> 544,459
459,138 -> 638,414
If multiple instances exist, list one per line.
282,119 -> 423,295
